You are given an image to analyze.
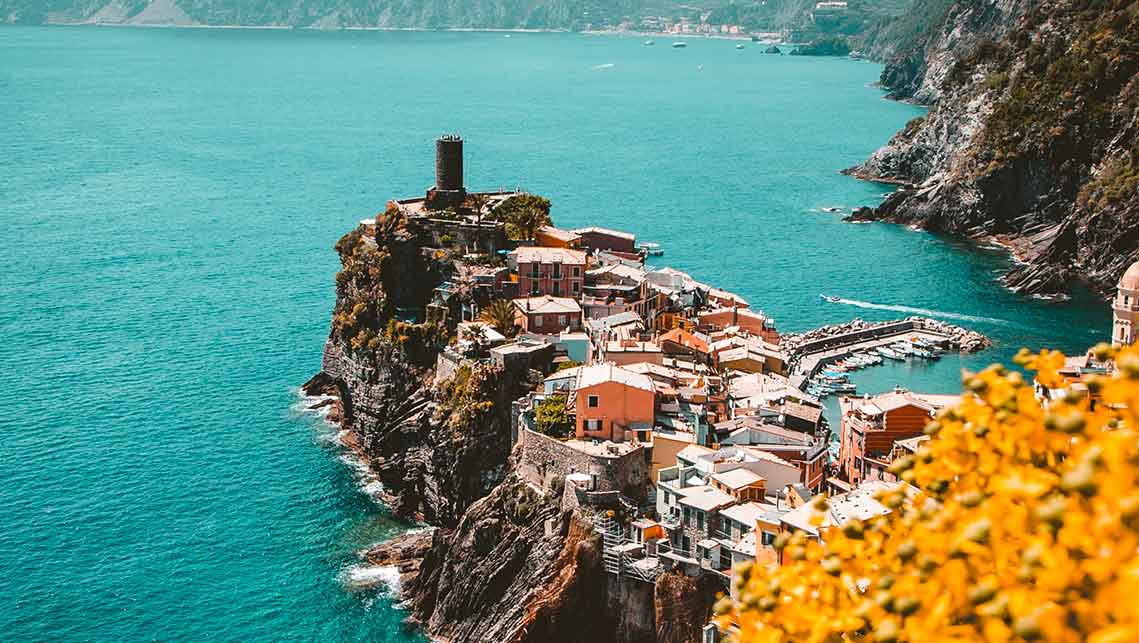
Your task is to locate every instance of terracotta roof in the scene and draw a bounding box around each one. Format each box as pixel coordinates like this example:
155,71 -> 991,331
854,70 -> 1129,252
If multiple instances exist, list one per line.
510,246 -> 587,264
659,328 -> 710,353
513,296 -> 582,315
536,226 -> 582,243
576,363 -> 655,393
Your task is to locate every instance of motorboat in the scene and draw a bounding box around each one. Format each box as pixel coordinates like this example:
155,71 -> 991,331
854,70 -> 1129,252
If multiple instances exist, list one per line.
877,347 -> 904,361
644,40 -> 655,46
672,41 -> 687,48
638,242 -> 664,256
820,294 -> 841,303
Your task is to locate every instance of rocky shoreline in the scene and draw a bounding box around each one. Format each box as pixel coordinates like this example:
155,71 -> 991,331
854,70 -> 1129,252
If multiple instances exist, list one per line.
782,316 -> 992,356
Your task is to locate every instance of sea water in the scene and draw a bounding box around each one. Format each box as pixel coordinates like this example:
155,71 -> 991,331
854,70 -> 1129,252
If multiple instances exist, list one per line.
0,27 -> 1107,641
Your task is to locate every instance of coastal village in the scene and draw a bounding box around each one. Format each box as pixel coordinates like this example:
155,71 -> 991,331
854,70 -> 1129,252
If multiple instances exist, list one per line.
354,137 -> 1137,640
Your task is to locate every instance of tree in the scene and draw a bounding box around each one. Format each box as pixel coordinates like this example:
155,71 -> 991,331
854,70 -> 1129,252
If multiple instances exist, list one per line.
459,324 -> 489,357
503,205 -> 550,241
479,299 -> 517,338
721,343 -> 1139,643
535,394 -> 570,437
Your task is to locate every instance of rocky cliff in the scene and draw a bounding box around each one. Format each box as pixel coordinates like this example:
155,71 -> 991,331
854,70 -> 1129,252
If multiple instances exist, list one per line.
367,473 -> 717,643
303,212 -> 528,526
848,0 -> 1139,297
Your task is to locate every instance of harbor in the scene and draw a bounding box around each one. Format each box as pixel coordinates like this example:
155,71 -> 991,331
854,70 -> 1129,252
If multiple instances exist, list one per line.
784,317 -> 991,398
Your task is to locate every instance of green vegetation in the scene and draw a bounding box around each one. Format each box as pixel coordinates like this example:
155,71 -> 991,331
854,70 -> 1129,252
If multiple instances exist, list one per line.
501,479 -> 542,524
489,193 -> 552,240
960,1 -> 1139,174
439,362 -> 499,432
479,299 -> 518,338
1079,151 -> 1139,211
534,394 -> 570,437
790,36 -> 852,56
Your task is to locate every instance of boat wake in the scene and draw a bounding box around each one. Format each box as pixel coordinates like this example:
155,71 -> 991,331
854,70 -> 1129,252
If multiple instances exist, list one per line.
823,296 -> 1010,325
592,63 -> 615,70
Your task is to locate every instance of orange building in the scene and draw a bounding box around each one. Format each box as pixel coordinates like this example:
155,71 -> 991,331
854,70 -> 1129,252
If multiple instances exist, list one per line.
574,363 -> 656,443
534,226 -> 582,249
836,390 -> 957,484
512,296 -> 583,334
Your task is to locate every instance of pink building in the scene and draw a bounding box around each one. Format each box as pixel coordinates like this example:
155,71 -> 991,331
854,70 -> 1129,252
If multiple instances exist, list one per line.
513,296 -> 583,335
510,246 -> 587,298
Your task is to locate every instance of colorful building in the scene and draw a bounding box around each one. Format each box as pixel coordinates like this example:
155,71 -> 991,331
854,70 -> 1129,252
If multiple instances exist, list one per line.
510,246 -> 587,298
574,363 -> 656,443
1112,260 -> 1139,346
512,296 -> 583,335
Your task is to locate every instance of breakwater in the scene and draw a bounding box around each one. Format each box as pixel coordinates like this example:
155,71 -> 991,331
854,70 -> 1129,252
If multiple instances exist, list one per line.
784,316 -> 991,378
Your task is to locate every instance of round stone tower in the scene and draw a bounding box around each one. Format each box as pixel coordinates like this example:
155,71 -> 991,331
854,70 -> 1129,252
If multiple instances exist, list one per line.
1112,260 -> 1139,346
435,135 -> 464,192
426,134 -> 467,210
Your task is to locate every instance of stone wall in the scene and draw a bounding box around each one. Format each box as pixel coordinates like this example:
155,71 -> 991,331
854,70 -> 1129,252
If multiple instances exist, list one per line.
519,428 -> 650,498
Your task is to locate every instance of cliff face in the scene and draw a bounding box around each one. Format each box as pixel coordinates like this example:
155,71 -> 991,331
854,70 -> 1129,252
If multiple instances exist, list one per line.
849,0 -> 1139,297
305,214 -> 526,526
369,473 -> 716,643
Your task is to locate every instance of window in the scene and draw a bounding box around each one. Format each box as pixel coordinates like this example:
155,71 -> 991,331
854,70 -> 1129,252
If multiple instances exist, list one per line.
533,315 -> 543,327
573,266 -> 580,277
552,263 -> 561,279
696,511 -> 705,532
587,395 -> 599,408
558,314 -> 567,327
552,282 -> 561,296
586,418 -> 601,431
761,531 -> 776,546
530,283 -> 540,296
683,507 -> 691,524
681,535 -> 691,554
572,281 -> 580,294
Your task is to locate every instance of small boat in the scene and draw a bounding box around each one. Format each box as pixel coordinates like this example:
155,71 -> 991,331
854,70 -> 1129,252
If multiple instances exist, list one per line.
672,41 -> 687,48
638,242 -> 664,257
644,40 -> 655,46
877,347 -> 904,361
912,348 -> 935,359
820,294 -> 841,303
891,342 -> 915,356
751,35 -> 761,42
735,44 -> 745,50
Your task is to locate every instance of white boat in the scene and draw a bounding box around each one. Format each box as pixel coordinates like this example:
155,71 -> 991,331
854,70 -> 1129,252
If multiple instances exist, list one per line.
877,347 -> 904,361
638,242 -> 664,256
820,294 -> 841,303
735,44 -> 745,49
644,40 -> 655,46
672,41 -> 687,48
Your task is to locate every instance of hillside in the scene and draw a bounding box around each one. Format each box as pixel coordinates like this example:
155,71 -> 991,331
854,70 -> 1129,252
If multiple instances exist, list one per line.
849,0 -> 1139,297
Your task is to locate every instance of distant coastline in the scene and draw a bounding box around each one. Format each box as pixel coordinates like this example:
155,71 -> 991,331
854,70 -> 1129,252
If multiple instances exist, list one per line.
26,20 -> 786,45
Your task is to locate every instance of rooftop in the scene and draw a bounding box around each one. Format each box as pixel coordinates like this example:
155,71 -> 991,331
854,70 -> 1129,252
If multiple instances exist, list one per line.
513,296 -> 582,315
576,363 -> 655,392
719,502 -> 773,529
536,226 -> 582,243
571,226 -> 636,242
711,468 -> 765,490
678,485 -> 737,511
561,439 -> 642,458
510,246 -> 588,264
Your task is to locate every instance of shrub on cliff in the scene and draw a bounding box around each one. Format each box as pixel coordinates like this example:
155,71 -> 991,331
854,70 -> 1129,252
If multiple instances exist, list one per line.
489,193 -> 552,240
720,343 -> 1139,642
535,395 -> 570,437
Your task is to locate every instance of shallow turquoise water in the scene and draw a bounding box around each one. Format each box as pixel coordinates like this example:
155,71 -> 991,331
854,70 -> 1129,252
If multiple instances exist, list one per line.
0,27 -> 1108,641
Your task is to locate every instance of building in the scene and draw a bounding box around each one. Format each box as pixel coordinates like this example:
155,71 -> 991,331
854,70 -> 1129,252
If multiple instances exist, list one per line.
574,363 -> 656,443
836,390 -> 958,485
602,339 -> 664,366
1113,260 -> 1139,346
697,308 -> 779,344
572,226 -> 637,255
534,226 -> 582,249
510,246 -> 588,298
513,296 -> 583,335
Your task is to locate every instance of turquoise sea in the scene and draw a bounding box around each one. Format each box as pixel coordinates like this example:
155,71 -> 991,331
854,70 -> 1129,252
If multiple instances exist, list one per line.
1,27 -> 1108,641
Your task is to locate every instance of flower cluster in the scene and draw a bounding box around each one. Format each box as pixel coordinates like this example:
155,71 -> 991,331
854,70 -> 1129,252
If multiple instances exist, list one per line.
719,344 -> 1139,643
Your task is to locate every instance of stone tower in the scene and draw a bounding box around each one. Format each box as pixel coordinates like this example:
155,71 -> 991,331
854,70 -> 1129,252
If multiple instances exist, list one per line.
1112,260 -> 1139,346
425,134 -> 467,210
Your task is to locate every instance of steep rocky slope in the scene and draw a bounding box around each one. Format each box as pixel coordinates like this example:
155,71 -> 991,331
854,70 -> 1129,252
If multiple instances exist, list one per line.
303,213 -> 527,526
849,0 -> 1139,297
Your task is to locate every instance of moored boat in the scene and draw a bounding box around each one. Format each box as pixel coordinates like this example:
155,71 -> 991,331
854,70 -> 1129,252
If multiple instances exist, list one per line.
638,242 -> 664,256
877,347 -> 904,361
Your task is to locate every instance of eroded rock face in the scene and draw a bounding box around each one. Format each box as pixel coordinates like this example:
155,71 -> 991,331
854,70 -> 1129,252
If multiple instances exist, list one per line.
307,218 -> 525,527
849,0 -> 1139,298
368,477 -> 622,643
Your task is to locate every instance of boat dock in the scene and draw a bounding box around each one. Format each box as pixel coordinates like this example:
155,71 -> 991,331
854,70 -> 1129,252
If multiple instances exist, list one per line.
785,317 -> 990,381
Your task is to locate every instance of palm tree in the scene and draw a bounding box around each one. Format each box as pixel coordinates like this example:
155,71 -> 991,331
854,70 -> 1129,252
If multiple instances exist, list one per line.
479,299 -> 517,337
507,205 -> 551,241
